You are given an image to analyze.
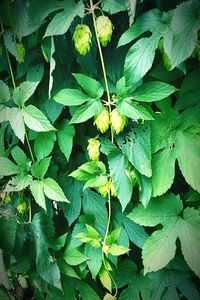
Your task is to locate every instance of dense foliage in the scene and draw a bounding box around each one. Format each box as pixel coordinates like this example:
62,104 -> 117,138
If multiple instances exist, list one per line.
0,0 -> 200,299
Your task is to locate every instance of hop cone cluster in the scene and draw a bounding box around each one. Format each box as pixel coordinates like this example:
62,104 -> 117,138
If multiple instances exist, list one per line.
96,16 -> 113,47
98,179 -> 117,197
73,24 -> 92,56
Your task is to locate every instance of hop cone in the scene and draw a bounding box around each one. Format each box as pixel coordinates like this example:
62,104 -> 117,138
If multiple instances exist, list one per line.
110,109 -> 127,134
96,16 -> 113,47
94,107 -> 110,133
87,138 -> 100,161
73,24 -> 92,56
110,180 -> 117,197
98,180 -> 110,197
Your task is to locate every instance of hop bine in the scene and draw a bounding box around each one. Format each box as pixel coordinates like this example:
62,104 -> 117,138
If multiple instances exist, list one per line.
96,16 -> 113,47
73,24 -> 92,56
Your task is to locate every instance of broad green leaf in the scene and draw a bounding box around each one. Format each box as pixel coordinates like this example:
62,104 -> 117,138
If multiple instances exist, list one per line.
70,99 -> 102,124
176,132 -> 200,193
99,268 -> 112,292
138,175 -> 152,208
70,161 -> 106,181
31,157 -> 51,180
4,174 -> 32,192
82,190 -> 108,237
85,244 -> 102,279
128,194 -> 183,227
57,120 -> 75,161
170,0 -> 200,68
0,80 -> 10,103
178,208 -> 200,278
4,30 -> 25,63
53,233 -> 67,251
0,157 -> 18,176
11,146 -> 29,170
142,221 -> 178,275
76,224 -> 101,248
124,35 -> 160,85
22,105 -> 55,132
53,89 -> 90,106
108,149 -> 133,211
117,98 -> 153,121
150,269 -> 200,300
118,9 -> 165,47
31,212 -> 61,289
101,0 -> 126,14
76,278 -> 101,300
106,228 -> 121,246
13,81 -> 39,106
108,244 -> 129,256
9,108 -> 25,143
30,180 -> 46,210
132,82 -> 176,102
64,248 -> 88,266
42,177 -> 69,203
58,177 -> 82,226
58,259 -> 80,279
0,215 -> 17,259
117,124 -> 152,177
73,73 -> 104,99
34,131 -> 56,160
44,0 -> 84,37
0,106 -> 11,123
83,174 -> 108,190
152,146 -> 176,197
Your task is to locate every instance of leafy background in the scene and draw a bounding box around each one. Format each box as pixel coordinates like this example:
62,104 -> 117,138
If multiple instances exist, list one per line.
0,0 -> 200,299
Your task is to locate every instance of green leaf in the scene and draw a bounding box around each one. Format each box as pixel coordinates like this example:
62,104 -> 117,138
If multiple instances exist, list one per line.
106,228 -> 121,246
132,81 -> 176,102
48,37 -> 56,98
178,208 -> 200,278
30,180 -> 46,210
176,132 -> 200,193
142,221 -> 178,275
128,194 -> 183,227
4,30 -> 25,63
31,157 -> 51,180
34,131 -> 56,160
70,99 -> 102,124
108,244 -> 129,256
99,267 -> 112,292
31,212 -> 61,289
22,105 -> 55,132
83,174 -> 108,190
0,215 -> 17,259
101,0 -> 126,14
118,9 -> 164,47
0,80 -> 10,104
138,175 -> 152,208
76,278 -> 101,300
108,149 -> 133,211
53,89 -> 90,106
76,224 -> 101,248
124,35 -> 160,85
42,177 -> 69,203
0,106 -> 11,123
117,124 -> 152,177
0,157 -> 18,176
13,81 -> 39,106
169,0 -> 200,68
85,244 -> 102,279
9,108 -> 25,143
64,248 -> 88,266
44,0 -> 84,37
4,174 -> 32,192
53,233 -> 67,251
11,146 -> 29,170
70,161 -> 106,181
152,146 -> 176,197
57,120 -> 75,161
117,98 -> 153,121
73,73 -> 104,99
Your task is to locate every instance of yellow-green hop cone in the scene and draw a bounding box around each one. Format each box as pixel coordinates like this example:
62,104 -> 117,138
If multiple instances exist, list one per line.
73,24 -> 92,56
103,294 -> 116,300
110,181 -> 117,197
110,109 -> 127,134
17,201 -> 27,215
94,107 -> 110,133
98,180 -> 110,197
96,16 -> 113,47
87,138 -> 100,161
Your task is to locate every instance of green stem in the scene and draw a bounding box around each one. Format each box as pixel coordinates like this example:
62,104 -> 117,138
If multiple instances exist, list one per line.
90,0 -> 114,143
25,130 -> 35,163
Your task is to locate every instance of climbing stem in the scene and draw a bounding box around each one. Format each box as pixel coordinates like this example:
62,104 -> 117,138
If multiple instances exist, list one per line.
25,130 -> 35,163
89,0 -> 114,143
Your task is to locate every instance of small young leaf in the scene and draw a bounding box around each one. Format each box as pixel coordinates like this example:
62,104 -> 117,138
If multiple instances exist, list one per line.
57,120 -> 75,161
42,178 -> 69,203
64,248 -> 88,266
53,89 -> 90,106
13,81 -> 39,106
73,73 -> 104,99
0,157 -> 19,176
